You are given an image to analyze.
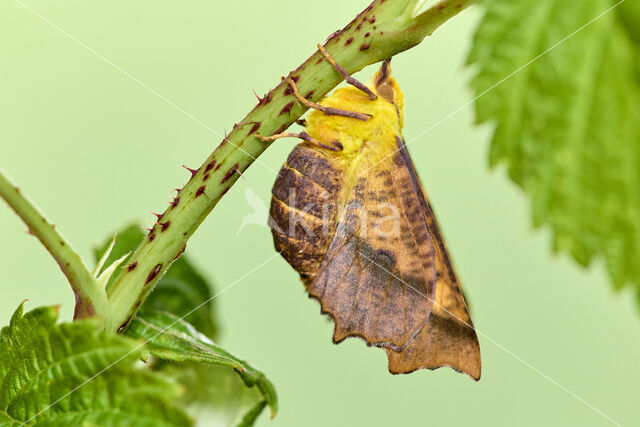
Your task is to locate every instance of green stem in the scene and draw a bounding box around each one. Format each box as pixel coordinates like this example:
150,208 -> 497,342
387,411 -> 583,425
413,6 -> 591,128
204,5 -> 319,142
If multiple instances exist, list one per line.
106,0 -> 474,332
413,0 -> 474,37
0,169 -> 109,320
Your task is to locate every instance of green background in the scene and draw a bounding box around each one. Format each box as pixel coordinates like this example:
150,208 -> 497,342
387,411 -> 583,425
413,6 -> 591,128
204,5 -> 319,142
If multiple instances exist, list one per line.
1,1 -> 638,426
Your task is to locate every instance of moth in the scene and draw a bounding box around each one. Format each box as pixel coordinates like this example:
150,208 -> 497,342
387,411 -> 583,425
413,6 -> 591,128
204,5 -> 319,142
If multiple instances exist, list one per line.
259,46 -> 481,380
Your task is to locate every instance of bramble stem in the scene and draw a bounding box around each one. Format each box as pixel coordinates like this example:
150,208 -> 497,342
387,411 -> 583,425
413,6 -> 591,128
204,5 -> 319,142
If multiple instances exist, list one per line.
413,0 -> 474,38
106,0 -> 474,332
0,169 -> 109,320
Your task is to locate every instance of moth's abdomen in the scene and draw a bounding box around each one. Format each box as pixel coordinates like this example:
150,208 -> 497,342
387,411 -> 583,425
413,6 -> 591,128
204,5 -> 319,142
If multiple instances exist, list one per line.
269,143 -> 342,281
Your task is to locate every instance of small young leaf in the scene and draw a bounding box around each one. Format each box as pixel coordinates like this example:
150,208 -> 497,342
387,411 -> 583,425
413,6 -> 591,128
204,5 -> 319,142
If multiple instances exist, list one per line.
0,303 -> 192,426
94,224 -> 218,338
92,224 -> 144,291
127,310 -> 278,422
469,0 -> 640,293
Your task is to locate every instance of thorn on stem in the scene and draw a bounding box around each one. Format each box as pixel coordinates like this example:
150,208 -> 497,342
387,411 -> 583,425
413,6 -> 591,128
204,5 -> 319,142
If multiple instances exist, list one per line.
195,185 -> 207,198
221,163 -> 240,184
182,165 -> 198,178
204,160 -> 217,173
173,244 -> 187,261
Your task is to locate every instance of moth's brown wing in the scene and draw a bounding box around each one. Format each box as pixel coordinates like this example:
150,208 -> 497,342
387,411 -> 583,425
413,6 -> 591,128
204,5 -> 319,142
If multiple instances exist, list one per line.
386,137 -> 481,380
269,143 -> 342,279
307,152 -> 437,350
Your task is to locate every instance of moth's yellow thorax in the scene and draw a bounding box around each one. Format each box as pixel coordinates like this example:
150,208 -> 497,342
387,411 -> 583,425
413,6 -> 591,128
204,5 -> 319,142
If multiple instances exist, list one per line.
305,77 -> 405,168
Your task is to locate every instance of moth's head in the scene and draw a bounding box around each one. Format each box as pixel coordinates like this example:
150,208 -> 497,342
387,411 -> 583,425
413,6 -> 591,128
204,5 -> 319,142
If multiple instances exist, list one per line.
372,60 -> 404,126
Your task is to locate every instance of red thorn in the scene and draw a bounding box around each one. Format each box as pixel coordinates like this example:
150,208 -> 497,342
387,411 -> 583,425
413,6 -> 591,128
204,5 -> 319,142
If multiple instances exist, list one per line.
143,227 -> 153,232
173,188 -> 181,194
182,165 -> 198,177
195,185 -> 207,198
150,212 -> 163,220
173,243 -> 187,261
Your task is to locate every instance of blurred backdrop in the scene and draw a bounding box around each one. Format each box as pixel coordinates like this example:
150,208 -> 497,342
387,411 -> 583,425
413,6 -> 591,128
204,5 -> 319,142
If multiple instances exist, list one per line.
1,1 -> 638,425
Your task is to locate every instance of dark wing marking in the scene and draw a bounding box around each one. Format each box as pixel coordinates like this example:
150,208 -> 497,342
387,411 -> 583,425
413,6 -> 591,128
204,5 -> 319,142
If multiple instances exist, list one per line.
308,155 -> 437,350
386,137 -> 481,380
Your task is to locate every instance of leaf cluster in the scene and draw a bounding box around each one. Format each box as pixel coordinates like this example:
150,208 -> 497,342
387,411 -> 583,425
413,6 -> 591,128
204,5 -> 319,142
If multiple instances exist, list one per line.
0,222 -> 277,426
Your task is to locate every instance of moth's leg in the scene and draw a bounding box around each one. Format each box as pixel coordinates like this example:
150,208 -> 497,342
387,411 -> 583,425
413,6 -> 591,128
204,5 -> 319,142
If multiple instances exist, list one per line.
286,77 -> 371,121
257,131 -> 343,151
317,44 -> 377,101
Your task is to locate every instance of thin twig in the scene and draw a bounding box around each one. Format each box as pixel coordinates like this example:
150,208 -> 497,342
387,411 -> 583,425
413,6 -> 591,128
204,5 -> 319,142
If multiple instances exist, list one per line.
0,169 -> 109,320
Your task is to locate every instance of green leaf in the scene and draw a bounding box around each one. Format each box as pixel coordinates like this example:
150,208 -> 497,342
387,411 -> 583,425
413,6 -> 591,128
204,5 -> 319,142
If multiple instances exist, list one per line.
95,225 -> 277,425
127,313 -> 243,369
94,224 -> 218,338
0,303 -> 192,426
127,310 -> 277,424
160,364 -> 268,427
468,0 -> 640,292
